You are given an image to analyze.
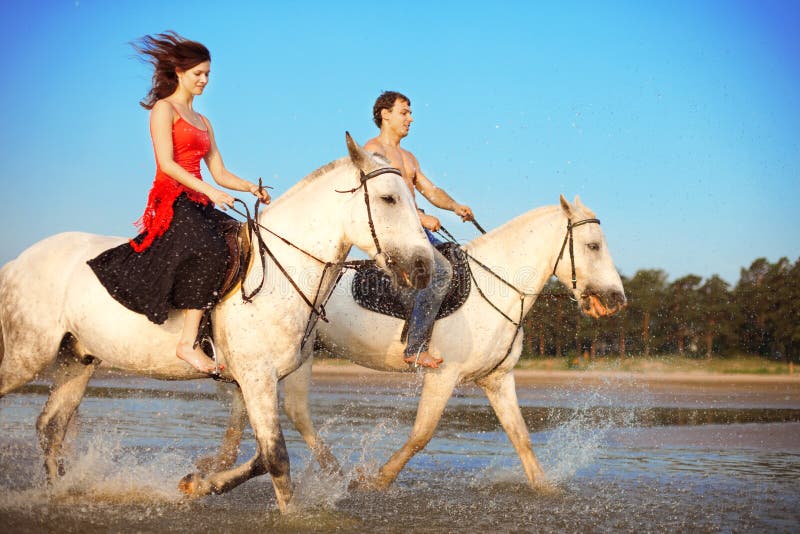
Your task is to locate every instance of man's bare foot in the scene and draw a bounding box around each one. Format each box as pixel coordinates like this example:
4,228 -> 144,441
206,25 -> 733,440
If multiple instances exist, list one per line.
403,351 -> 443,369
177,341 -> 223,374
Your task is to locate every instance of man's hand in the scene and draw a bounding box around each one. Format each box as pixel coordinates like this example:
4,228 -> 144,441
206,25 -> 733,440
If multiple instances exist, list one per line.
419,212 -> 441,231
454,204 -> 474,222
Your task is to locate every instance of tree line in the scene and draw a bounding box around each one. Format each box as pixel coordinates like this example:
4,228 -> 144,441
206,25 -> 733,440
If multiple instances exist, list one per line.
522,257 -> 800,362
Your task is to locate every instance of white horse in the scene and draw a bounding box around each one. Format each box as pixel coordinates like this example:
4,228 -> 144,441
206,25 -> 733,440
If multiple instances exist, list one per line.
206,195 -> 626,491
0,134 -> 434,512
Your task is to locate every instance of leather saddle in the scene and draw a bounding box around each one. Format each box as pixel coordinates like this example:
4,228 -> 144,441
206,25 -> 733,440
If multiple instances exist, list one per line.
196,221 -> 252,364
218,220 -> 253,301
351,242 -> 471,340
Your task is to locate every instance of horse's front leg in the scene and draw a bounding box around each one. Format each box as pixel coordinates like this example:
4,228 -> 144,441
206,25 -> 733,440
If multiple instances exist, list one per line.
179,365 -> 293,512
360,368 -> 460,490
283,354 -> 341,474
476,369 -> 548,489
195,382 -> 248,474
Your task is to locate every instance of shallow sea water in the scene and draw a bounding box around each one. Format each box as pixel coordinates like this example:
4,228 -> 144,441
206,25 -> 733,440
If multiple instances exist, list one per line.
1,371 -> 799,533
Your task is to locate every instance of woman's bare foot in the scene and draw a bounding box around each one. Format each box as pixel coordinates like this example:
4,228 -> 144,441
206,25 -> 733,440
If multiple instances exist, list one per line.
403,351 -> 444,369
177,341 -> 223,374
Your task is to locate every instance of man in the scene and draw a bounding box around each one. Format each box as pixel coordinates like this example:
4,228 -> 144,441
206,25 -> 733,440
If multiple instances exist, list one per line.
365,91 -> 474,369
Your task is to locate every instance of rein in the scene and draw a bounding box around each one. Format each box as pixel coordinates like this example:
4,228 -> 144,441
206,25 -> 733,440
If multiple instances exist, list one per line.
229,167 -> 403,349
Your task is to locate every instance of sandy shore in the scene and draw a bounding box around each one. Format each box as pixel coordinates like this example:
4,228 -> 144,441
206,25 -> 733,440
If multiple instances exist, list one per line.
311,360 -> 800,385
309,361 -> 800,406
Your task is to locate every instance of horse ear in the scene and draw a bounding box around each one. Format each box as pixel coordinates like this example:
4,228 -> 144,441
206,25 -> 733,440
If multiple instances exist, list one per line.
573,195 -> 584,208
345,131 -> 370,171
559,194 -> 572,217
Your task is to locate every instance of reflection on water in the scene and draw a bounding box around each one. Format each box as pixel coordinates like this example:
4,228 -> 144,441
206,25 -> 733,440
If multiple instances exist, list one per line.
1,374 -> 799,532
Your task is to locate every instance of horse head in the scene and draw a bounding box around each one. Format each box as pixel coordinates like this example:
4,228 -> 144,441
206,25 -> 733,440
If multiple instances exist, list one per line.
554,195 -> 627,318
343,132 -> 433,289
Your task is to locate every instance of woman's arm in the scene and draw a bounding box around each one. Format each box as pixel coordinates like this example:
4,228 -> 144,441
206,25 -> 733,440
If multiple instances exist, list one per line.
150,101 -> 236,209
202,117 -> 271,203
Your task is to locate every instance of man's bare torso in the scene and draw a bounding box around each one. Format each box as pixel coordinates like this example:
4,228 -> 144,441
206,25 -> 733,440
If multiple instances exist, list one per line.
364,138 -> 418,201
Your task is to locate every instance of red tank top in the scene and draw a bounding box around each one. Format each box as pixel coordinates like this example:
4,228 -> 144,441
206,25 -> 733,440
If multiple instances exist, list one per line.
130,110 -> 212,252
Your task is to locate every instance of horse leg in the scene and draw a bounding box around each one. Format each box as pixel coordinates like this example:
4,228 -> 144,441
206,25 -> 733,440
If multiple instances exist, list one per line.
179,368 -> 293,512
366,368 -> 460,490
0,328 -> 63,398
283,355 -> 341,473
476,370 -> 548,488
195,382 -> 247,474
36,338 -> 98,481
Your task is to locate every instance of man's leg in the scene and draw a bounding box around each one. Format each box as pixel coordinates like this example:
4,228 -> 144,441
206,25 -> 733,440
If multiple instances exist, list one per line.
404,248 -> 452,368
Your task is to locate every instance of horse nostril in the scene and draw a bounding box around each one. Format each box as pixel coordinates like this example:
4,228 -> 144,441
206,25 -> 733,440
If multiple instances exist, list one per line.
610,291 -> 627,309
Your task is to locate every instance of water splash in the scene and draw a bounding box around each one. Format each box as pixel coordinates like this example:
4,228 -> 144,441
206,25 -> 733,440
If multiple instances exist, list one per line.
286,416 -> 349,512
1,429 -> 191,509
539,375 -> 644,484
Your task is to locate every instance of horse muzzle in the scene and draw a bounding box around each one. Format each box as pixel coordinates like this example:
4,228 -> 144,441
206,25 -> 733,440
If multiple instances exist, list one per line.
579,287 -> 627,318
381,249 -> 433,290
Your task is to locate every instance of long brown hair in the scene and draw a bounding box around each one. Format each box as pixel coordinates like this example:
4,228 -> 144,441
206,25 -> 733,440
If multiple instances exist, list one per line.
132,31 -> 210,109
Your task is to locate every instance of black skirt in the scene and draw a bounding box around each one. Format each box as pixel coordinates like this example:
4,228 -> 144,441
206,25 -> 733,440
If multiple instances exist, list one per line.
88,194 -> 233,324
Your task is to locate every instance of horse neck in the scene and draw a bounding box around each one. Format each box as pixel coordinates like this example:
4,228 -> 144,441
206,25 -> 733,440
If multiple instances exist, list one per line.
243,164 -> 353,297
464,205 -> 566,315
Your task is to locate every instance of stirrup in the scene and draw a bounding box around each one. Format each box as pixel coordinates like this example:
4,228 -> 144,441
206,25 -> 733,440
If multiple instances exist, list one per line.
197,336 -> 231,381
404,346 -> 425,369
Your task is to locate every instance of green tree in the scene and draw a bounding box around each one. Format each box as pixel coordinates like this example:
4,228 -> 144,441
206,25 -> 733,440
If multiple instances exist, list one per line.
666,274 -> 702,355
623,269 -> 668,356
762,257 -> 798,362
697,275 -> 734,358
734,258 -> 772,355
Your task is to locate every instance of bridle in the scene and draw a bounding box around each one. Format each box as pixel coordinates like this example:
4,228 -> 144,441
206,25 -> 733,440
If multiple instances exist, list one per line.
230,167 -> 404,348
335,167 -> 404,269
550,217 -> 602,290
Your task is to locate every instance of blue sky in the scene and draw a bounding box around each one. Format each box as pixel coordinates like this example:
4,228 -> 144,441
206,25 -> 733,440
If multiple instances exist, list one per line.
1,0 -> 798,284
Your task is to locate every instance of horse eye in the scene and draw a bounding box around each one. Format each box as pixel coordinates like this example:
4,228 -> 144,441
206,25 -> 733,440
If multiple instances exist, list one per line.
588,242 -> 600,252
380,195 -> 397,205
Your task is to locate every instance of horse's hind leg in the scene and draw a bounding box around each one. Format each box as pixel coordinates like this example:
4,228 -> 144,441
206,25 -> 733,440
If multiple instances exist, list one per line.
36,336 -> 98,481
0,304 -> 65,397
283,355 -> 341,473
477,369 -> 548,488
0,333 -> 62,398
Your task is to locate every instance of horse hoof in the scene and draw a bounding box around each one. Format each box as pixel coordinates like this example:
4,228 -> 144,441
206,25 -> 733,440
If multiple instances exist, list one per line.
532,481 -> 562,496
178,473 -> 204,497
347,467 -> 385,492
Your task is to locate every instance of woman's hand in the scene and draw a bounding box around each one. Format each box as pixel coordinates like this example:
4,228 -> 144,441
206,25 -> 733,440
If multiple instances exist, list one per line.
249,182 -> 271,204
207,188 -> 235,210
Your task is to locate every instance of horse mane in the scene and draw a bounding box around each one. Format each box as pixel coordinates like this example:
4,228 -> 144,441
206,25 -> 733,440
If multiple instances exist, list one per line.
268,157 -> 354,208
465,199 -> 597,249
465,204 -> 561,249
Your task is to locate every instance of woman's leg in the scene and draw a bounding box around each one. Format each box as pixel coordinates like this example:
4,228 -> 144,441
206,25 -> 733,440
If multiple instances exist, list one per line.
176,308 -> 221,373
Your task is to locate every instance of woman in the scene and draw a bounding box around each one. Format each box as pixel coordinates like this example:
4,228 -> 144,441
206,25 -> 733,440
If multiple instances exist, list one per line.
88,31 -> 270,374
